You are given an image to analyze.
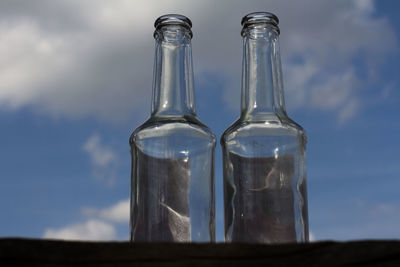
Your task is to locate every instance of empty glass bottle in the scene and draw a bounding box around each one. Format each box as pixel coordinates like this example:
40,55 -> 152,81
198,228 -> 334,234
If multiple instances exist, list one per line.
130,15 -> 216,242
221,12 -> 308,243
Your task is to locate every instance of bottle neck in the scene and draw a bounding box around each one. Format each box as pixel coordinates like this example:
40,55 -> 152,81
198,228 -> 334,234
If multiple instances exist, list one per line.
151,25 -> 196,117
240,24 -> 286,119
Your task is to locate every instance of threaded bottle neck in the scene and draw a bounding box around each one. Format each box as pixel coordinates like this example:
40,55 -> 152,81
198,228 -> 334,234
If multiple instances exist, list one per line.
151,14 -> 196,117
240,12 -> 286,119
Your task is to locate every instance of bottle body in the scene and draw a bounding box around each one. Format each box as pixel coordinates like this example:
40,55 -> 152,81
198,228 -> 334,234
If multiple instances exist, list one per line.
131,117 -> 215,242
130,15 -> 216,242
221,12 -> 308,243
222,116 -> 308,243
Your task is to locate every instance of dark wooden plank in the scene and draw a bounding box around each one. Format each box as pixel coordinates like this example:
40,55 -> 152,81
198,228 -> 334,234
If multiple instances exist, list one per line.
1,238 -> 400,266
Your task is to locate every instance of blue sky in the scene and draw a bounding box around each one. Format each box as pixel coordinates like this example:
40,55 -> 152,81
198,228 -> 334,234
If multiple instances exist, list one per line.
0,0 -> 399,241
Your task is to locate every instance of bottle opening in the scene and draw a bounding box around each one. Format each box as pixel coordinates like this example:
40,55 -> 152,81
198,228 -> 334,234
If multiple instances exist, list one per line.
154,14 -> 193,38
241,12 -> 280,35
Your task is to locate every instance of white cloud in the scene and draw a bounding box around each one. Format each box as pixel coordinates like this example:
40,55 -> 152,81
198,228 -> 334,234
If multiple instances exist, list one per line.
83,134 -> 118,185
44,198 -> 130,241
0,0 -> 204,122
43,219 -> 117,241
273,0 -> 395,122
83,134 -> 116,167
83,199 -> 130,223
0,0 -> 396,123
99,199 -> 130,223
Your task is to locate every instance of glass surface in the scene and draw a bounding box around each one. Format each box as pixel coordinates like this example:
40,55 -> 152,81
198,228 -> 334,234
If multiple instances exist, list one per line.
221,12 -> 308,243
130,15 -> 216,242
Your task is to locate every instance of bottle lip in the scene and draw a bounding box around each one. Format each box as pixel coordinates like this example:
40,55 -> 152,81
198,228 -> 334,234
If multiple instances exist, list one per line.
154,14 -> 193,38
241,12 -> 280,35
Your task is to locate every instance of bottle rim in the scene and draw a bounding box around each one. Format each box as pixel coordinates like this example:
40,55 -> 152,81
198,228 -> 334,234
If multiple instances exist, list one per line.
154,14 -> 193,38
241,12 -> 280,35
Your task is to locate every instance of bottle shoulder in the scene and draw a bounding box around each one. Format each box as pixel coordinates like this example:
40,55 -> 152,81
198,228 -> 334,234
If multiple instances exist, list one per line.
130,115 -> 216,145
221,114 -> 306,144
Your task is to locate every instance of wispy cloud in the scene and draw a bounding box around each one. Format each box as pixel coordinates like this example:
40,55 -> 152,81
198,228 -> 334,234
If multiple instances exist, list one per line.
277,0 -> 396,123
43,199 -> 129,240
82,199 -> 130,223
43,219 -> 117,241
337,99 -> 359,125
83,133 -> 118,186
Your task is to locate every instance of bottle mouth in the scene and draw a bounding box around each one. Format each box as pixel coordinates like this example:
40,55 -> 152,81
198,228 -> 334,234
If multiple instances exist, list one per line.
154,14 -> 193,38
241,12 -> 280,35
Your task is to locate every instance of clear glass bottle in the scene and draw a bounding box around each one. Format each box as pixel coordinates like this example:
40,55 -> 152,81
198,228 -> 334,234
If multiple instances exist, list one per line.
221,12 -> 308,243
130,15 -> 216,242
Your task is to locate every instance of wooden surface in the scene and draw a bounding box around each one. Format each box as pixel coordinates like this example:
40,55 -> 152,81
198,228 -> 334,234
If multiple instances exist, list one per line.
1,238 -> 400,266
